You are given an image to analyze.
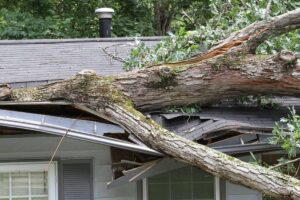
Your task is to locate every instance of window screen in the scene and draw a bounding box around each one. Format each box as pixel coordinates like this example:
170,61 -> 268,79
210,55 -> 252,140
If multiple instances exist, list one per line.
0,171 -> 48,200
148,166 -> 214,200
0,162 -> 56,200
60,160 -> 93,200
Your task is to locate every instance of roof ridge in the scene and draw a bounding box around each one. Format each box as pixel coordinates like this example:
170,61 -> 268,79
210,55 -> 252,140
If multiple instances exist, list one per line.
0,36 -> 165,45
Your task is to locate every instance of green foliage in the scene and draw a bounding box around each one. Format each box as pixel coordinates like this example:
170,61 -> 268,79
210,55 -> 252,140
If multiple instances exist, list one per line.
123,0 -> 300,71
0,0 -> 154,39
0,0 -> 99,39
270,107 -> 300,159
0,9 -> 72,39
123,29 -> 202,70
273,157 -> 297,175
103,0 -> 155,37
0,0 -> 212,39
2,0 -> 299,44
234,95 -> 279,109
165,104 -> 202,114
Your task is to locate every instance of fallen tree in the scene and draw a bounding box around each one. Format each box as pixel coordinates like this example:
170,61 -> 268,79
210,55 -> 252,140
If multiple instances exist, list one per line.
1,8 -> 300,200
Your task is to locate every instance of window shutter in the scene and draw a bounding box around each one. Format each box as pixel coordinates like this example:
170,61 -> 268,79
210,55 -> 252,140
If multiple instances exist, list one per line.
60,160 -> 93,200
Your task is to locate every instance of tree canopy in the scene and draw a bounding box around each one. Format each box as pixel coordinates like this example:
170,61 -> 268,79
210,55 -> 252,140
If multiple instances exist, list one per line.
0,0 -> 211,39
2,0 -> 299,40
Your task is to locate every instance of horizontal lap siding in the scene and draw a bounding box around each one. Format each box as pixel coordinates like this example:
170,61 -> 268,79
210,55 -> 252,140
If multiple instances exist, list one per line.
225,156 -> 262,200
226,182 -> 262,200
0,135 -> 137,200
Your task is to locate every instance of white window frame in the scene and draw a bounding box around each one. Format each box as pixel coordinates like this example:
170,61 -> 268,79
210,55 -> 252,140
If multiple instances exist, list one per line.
214,176 -> 221,200
142,176 -> 220,200
0,161 -> 58,200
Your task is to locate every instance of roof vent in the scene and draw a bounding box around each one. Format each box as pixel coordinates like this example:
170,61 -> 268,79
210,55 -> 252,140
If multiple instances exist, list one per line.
95,7 -> 115,38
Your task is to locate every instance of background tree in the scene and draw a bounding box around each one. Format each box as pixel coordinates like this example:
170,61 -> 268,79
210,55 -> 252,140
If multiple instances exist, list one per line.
3,0 -> 298,39
0,0 -> 210,39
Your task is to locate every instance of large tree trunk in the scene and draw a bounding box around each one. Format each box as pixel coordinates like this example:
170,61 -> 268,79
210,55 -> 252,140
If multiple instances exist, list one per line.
1,8 -> 300,199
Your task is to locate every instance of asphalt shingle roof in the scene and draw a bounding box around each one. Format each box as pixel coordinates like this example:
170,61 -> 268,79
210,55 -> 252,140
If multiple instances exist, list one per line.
0,37 -> 162,87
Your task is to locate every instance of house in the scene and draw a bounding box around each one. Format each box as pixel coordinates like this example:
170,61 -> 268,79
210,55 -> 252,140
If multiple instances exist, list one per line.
0,37 -> 299,200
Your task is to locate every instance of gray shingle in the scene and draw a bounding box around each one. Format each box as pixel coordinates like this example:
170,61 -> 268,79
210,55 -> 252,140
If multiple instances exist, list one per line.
0,37 -> 162,87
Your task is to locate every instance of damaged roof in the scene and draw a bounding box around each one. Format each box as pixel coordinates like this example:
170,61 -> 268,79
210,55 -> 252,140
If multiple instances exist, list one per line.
108,105 -> 300,188
0,101 -> 296,156
1,101 -> 297,156
1,36 -> 300,187
0,99 -> 298,188
150,106 -> 300,155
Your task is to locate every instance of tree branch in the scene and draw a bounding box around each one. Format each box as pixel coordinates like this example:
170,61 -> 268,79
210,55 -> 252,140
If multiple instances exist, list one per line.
225,8 -> 300,53
1,50 -> 300,110
269,157 -> 300,170
100,44 -> 127,63
114,50 -> 300,110
264,0 -> 273,20
1,69 -> 300,199
103,100 -> 300,199
169,8 -> 300,67
0,84 -> 11,100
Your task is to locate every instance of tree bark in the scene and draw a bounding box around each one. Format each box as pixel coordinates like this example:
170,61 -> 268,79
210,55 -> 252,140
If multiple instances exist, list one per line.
114,52 -> 300,110
1,8 -> 300,199
153,0 -> 174,36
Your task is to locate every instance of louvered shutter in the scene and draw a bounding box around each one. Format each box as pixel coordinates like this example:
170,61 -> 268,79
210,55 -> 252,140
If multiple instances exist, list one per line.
60,160 -> 93,200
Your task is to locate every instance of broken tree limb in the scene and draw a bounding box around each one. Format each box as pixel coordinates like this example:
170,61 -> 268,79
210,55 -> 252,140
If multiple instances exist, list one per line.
212,7 -> 300,54
1,50 -> 299,111
269,157 -> 300,170
162,8 -> 300,67
0,84 -> 11,100
103,98 -> 300,199
114,51 -> 300,110
0,8 -> 300,199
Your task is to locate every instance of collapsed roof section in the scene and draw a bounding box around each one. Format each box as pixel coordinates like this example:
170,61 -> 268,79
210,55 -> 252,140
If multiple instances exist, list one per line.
150,106 -> 298,154
0,101 -> 291,156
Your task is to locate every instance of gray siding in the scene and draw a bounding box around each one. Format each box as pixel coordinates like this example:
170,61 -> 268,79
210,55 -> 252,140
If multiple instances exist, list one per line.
226,182 -> 262,200
225,155 -> 262,200
0,134 -> 137,200
0,134 -> 265,200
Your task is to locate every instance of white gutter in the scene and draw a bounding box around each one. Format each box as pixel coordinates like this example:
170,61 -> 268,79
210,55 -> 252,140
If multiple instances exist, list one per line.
0,109 -> 162,156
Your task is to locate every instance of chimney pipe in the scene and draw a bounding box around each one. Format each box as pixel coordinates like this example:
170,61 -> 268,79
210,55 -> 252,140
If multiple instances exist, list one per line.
95,8 -> 114,38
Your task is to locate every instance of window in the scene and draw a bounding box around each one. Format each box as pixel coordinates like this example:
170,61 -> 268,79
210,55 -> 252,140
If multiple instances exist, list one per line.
147,166 -> 216,200
0,162 -> 57,200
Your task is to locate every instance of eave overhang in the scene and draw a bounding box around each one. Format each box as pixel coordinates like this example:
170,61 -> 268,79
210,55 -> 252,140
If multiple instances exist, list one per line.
0,108 -> 162,156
